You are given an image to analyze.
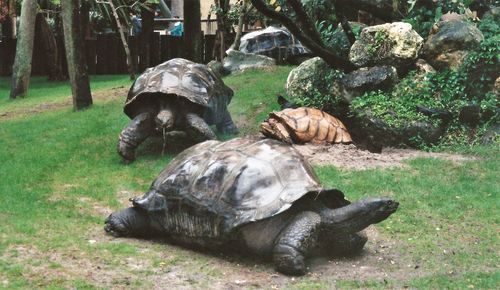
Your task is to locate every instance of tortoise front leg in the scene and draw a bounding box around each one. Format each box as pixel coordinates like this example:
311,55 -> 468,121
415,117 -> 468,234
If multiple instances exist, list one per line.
216,108 -> 239,134
184,112 -> 217,141
117,112 -> 155,163
272,211 -> 321,276
319,231 -> 368,257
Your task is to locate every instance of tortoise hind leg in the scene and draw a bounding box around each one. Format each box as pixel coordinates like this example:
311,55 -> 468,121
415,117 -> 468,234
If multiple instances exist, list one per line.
272,211 -> 321,276
185,112 -> 217,141
117,112 -> 155,163
216,108 -> 239,134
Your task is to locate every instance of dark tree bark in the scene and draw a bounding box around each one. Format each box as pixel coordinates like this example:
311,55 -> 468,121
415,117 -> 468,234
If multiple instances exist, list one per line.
334,10 -> 356,46
35,13 -> 65,81
61,0 -> 93,110
213,0 -> 230,61
10,0 -> 37,99
140,4 -> 154,70
249,0 -> 355,71
184,0 -> 202,63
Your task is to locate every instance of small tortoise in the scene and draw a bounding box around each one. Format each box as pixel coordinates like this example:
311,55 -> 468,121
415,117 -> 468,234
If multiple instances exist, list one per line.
239,26 -> 311,63
118,58 -> 238,163
105,138 -> 398,275
261,107 -> 353,144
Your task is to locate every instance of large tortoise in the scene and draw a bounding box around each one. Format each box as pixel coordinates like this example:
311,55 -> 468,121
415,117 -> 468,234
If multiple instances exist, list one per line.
118,58 -> 238,163
261,107 -> 353,144
105,138 -> 398,275
239,26 -> 311,63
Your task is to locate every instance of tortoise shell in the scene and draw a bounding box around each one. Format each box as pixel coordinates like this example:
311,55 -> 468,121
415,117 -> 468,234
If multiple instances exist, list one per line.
134,138 -> 346,234
124,58 -> 233,124
239,26 -> 311,61
261,107 -> 353,144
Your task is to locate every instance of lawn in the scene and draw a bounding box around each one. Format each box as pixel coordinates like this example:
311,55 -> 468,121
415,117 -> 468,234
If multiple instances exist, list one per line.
0,68 -> 498,289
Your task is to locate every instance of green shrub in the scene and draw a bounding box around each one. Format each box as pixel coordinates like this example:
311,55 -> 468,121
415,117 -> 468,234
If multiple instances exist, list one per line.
291,69 -> 345,112
461,34 -> 500,99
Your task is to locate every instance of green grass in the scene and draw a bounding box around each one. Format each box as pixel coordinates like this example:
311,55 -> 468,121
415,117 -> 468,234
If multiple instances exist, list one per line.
0,75 -> 131,115
0,68 -> 498,289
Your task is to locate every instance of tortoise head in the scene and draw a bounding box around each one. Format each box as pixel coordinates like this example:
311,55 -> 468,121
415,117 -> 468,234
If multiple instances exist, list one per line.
323,196 -> 399,234
360,197 -> 399,224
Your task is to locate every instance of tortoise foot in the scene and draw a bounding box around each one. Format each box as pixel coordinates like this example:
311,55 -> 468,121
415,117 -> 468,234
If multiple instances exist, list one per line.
273,244 -> 306,276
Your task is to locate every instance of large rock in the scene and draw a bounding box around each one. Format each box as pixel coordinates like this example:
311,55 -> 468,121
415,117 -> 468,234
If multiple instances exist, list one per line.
349,22 -> 423,71
223,49 -> 276,73
238,26 -> 311,63
286,57 -> 347,115
340,65 -> 398,103
423,20 -> 484,70
286,57 -> 341,101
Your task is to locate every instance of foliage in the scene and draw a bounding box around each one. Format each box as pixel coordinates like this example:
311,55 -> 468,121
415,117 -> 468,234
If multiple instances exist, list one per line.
403,0 -> 477,37
301,0 -> 336,25
477,8 -> 500,38
351,53 -> 499,148
291,68 -> 345,112
461,34 -> 500,100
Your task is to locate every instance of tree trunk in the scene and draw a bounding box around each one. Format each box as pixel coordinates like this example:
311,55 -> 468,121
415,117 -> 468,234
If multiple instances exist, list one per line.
140,4 -> 154,70
107,0 -> 135,80
9,0 -> 37,99
8,0 -> 16,38
232,2 -> 246,51
35,13 -> 65,81
184,0 -> 202,63
213,0 -> 230,61
61,0 -> 93,110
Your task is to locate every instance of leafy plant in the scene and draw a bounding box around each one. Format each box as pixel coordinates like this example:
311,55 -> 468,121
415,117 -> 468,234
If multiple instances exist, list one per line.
291,69 -> 345,111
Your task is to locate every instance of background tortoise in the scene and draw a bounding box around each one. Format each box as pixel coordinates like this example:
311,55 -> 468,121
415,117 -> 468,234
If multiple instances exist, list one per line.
238,26 -> 311,63
260,107 -> 353,144
118,58 -> 238,163
105,138 -> 398,275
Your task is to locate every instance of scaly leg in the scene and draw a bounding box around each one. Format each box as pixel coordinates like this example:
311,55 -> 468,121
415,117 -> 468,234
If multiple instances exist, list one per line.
216,108 -> 239,134
185,112 -> 217,141
117,112 -> 155,163
272,211 -> 321,276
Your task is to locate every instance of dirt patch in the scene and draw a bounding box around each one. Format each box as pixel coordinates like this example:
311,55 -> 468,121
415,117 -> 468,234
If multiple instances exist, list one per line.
0,86 -> 128,121
293,143 -> 476,170
2,226 -> 425,289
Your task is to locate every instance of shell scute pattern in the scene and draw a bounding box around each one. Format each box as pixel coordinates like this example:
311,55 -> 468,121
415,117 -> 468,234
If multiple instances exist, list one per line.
143,138 -> 323,232
263,107 -> 353,144
124,58 -> 233,120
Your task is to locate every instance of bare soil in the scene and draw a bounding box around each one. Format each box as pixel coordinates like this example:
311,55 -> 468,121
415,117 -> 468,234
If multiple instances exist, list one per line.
293,143 -> 477,170
3,225 -> 424,289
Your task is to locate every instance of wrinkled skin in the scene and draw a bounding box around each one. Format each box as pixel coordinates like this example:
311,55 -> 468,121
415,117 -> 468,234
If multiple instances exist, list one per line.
105,195 -> 398,276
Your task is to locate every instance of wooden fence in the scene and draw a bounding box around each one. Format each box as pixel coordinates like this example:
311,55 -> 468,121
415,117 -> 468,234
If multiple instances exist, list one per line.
0,32 -> 221,76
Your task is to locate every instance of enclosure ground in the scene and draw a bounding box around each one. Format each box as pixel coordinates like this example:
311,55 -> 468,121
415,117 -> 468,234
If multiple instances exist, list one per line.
0,69 -> 498,289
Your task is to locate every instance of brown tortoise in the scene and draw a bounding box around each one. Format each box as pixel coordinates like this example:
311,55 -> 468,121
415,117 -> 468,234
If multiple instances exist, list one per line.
260,107 -> 353,144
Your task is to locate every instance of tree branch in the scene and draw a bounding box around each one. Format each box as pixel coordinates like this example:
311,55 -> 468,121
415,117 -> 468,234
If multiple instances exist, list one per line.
249,0 -> 354,71
334,8 -> 356,45
287,0 -> 323,45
